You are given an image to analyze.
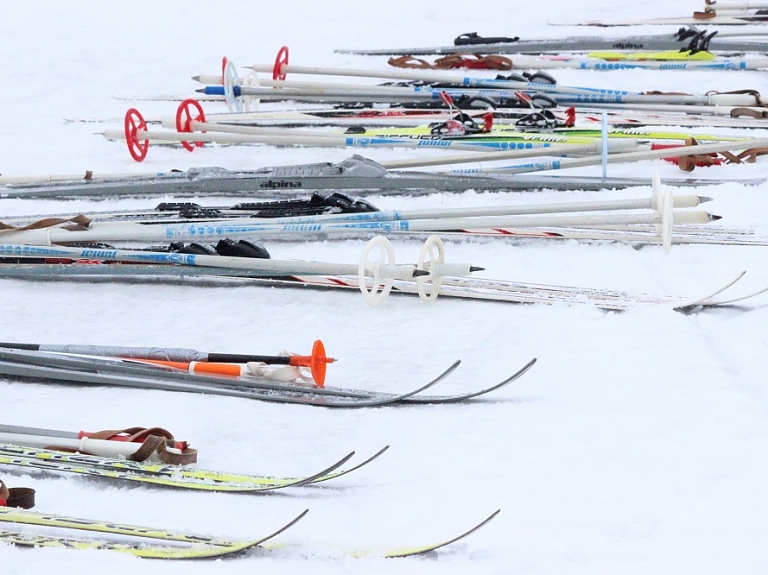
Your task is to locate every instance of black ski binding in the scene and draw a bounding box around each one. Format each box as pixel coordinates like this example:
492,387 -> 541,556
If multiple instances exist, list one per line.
429,112 -> 491,135
515,109 -> 571,130
453,32 -> 520,46
495,70 -> 556,85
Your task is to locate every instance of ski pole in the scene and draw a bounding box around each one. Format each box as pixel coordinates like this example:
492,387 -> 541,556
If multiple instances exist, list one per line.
121,340 -> 335,386
0,432 -> 188,463
246,47 -> 763,105
108,106 -> 566,162
424,135 -> 768,173
0,424 -> 187,451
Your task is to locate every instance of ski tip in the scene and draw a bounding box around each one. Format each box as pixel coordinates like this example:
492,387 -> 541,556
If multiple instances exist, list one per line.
697,195 -> 713,205
708,213 -> 723,222
469,266 -> 485,273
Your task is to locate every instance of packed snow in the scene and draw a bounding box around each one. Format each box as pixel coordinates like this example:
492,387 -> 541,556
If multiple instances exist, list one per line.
2,1 -> 768,573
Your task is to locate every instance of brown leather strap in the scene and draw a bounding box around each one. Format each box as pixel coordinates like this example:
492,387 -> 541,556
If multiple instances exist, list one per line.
718,150 -> 742,164
693,7 -> 717,19
87,427 -> 198,465
127,435 -> 167,462
0,214 -> 91,233
87,426 -> 175,442
0,480 -> 35,509
736,147 -> 768,163
388,54 -> 513,71
433,54 -> 513,70
387,55 -> 435,69
675,138 -> 712,172
730,107 -> 768,119
672,138 -> 753,171
677,153 -> 716,172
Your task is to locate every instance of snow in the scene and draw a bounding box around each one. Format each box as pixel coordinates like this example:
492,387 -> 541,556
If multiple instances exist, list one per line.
2,1 -> 768,573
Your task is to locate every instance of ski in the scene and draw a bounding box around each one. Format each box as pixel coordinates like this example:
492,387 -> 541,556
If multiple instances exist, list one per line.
0,345 -> 535,405
0,444 -> 374,492
0,507 -> 307,559
336,29 -> 768,56
249,273 -> 766,311
0,531 -> 266,559
550,15 -> 768,26
0,506 -> 496,559
0,252 -> 765,309
397,358 -> 537,403
383,509 -> 500,557
264,510 -> 500,557
0,448 -> 362,493
0,157 -> 720,200
0,339 -> 536,405
3,156 -> 614,198
343,125 -> 744,144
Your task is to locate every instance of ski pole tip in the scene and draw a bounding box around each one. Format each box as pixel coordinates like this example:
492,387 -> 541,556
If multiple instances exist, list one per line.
708,213 -> 723,222
412,269 -> 431,278
697,195 -> 713,204
190,75 -> 201,81
470,266 -> 485,273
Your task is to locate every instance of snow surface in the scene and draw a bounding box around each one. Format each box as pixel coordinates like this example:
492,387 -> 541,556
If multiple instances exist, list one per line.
2,1 -> 768,573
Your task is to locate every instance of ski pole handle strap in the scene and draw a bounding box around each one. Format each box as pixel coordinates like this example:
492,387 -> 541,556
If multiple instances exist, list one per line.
387,55 -> 436,69
0,215 -> 91,234
86,427 -> 198,465
121,434 -> 199,465
388,54 -> 513,71
0,480 -> 35,509
87,426 -> 177,443
156,442 -> 198,465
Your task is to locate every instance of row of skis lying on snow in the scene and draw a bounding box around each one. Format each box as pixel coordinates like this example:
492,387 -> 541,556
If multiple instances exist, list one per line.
0,339 -> 511,558
0,340 -> 538,407
85,48 -> 768,162
0,424 -> 497,559
1,173 -> 767,310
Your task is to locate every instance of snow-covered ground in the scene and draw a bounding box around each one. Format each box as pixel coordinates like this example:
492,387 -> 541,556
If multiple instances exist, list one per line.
2,1 -> 768,573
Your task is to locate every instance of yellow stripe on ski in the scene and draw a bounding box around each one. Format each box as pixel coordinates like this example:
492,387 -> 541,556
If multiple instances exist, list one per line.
587,50 -> 717,61
0,530 -> 263,559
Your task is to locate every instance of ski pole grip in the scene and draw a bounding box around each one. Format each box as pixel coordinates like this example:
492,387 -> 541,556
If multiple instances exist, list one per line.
377,264 -> 417,280
431,262 -> 476,277
707,93 -> 760,106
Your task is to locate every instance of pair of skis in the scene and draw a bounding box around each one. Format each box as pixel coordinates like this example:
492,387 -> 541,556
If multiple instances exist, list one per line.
0,346 -> 538,408
0,505 -> 499,559
0,235 -> 480,306
0,256 -> 764,310
0,441 -> 388,492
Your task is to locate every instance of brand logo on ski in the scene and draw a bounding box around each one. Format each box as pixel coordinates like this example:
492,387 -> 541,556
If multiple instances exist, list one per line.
259,180 -> 303,189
